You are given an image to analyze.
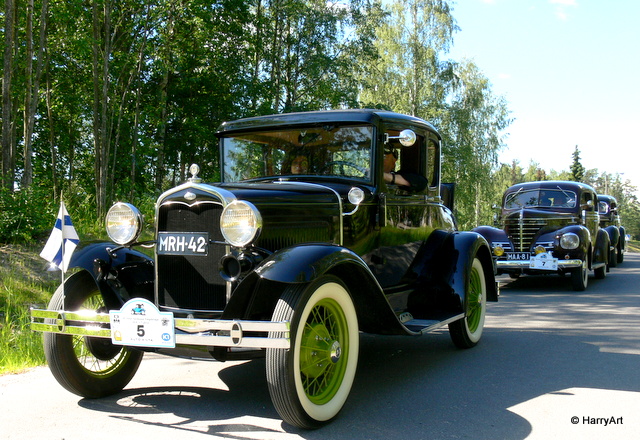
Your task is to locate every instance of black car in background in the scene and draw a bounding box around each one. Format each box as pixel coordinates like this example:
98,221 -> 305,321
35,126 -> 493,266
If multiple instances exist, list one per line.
474,180 -> 610,291
598,194 -> 626,266
32,109 -> 497,429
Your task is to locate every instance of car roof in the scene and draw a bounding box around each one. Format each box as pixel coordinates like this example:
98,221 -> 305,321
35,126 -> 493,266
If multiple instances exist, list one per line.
216,109 -> 441,139
597,194 -> 617,204
505,180 -> 596,195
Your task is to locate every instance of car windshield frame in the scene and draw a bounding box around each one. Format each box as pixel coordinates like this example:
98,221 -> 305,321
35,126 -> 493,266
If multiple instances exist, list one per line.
220,124 -> 374,183
504,188 -> 577,210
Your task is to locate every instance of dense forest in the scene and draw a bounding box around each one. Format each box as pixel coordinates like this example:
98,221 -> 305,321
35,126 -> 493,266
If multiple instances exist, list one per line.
1,0 -> 639,242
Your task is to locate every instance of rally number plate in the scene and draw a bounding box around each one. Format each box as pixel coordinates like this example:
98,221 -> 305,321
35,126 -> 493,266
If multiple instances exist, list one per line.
529,253 -> 558,270
110,298 -> 175,348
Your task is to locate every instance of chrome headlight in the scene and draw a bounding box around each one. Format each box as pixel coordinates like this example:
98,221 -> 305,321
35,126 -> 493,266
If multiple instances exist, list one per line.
560,233 -> 580,250
105,203 -> 143,245
220,200 -> 262,247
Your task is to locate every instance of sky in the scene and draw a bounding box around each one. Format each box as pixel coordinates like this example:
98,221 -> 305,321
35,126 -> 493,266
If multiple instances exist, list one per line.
446,0 -> 640,191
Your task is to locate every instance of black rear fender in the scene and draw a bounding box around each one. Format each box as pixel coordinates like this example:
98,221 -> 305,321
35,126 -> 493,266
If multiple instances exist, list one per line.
68,242 -> 155,310
411,230 -> 497,315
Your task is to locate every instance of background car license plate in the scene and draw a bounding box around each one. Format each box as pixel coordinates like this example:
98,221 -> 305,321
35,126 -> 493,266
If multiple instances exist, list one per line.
157,232 -> 209,256
507,252 -> 530,260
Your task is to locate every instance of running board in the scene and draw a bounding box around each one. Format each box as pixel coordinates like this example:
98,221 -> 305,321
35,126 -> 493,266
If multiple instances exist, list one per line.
402,313 -> 465,334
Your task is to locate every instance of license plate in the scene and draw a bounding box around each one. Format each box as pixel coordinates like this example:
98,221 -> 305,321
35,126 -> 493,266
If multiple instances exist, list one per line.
506,252 -> 530,261
157,232 -> 209,256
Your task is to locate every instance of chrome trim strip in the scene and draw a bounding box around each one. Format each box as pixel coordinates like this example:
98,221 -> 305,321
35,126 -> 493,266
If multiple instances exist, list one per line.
496,259 -> 583,269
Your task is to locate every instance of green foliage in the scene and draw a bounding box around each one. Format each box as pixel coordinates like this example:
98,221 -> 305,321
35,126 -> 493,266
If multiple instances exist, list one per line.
570,145 -> 586,182
0,186 -> 57,242
2,0 -> 639,240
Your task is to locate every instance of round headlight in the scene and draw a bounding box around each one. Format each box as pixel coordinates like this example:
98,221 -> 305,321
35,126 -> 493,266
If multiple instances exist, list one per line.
560,233 -> 580,250
106,203 -> 143,245
220,200 -> 262,247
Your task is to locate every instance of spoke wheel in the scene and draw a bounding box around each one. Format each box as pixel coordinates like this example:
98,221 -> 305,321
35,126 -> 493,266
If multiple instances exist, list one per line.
449,257 -> 487,349
267,275 -> 359,429
44,271 -> 143,398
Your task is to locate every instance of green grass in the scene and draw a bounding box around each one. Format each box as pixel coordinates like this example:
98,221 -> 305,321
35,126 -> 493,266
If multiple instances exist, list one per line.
627,240 -> 640,253
0,244 -> 59,374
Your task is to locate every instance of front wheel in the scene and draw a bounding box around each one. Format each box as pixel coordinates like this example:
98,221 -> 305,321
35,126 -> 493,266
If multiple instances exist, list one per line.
571,259 -> 588,291
43,271 -> 143,398
266,275 -> 359,429
448,257 -> 487,349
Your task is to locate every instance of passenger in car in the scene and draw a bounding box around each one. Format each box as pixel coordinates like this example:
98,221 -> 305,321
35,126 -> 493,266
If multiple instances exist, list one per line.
383,149 -> 428,192
291,155 -> 309,174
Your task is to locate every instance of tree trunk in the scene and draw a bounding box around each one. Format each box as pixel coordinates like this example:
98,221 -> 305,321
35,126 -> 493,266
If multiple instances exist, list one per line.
155,67 -> 168,192
21,0 -> 48,188
46,68 -> 58,200
2,0 -> 16,192
92,0 -> 112,217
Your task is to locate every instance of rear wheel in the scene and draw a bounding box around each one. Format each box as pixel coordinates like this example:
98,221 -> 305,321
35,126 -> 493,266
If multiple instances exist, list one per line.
44,271 -> 143,398
617,244 -> 624,264
571,259 -> 588,291
449,257 -> 487,349
609,248 -> 618,268
267,275 -> 359,429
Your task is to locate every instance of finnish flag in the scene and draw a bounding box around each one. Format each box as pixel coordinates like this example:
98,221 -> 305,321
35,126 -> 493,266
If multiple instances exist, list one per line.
40,202 -> 80,272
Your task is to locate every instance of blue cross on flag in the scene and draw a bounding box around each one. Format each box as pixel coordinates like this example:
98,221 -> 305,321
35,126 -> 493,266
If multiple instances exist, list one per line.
40,202 -> 80,272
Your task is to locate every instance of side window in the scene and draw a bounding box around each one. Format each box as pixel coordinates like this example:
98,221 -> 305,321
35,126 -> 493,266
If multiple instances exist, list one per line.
397,134 -> 423,176
581,191 -> 594,210
427,138 -> 440,189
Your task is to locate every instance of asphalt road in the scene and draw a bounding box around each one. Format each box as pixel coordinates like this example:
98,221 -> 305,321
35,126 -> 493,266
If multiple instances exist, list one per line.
2,254 -> 640,440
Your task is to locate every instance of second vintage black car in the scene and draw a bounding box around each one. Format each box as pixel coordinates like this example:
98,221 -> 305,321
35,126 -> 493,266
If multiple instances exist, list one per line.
31,109 -> 497,429
598,194 -> 626,266
474,180 -> 610,291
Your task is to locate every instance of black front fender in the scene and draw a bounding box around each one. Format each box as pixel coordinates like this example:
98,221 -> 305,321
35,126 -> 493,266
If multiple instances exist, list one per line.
602,225 -> 620,247
68,242 -> 155,310
254,243 -> 370,283
226,243 -> 407,335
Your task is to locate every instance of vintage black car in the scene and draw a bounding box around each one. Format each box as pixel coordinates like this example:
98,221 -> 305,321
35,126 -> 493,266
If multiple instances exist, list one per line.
31,109 -> 497,429
474,180 -> 610,291
598,194 -> 626,266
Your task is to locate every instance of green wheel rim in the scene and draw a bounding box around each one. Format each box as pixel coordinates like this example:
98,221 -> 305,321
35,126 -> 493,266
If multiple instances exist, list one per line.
72,292 -> 131,378
466,265 -> 483,333
299,298 -> 349,405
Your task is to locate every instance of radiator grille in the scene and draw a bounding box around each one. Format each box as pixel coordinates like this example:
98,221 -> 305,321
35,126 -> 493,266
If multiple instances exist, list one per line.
503,217 -> 547,252
156,201 -> 226,311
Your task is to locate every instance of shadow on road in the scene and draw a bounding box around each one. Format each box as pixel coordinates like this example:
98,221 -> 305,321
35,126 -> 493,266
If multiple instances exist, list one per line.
76,255 -> 640,439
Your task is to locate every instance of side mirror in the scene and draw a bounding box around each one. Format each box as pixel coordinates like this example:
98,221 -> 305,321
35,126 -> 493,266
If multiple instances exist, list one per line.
384,129 -> 417,147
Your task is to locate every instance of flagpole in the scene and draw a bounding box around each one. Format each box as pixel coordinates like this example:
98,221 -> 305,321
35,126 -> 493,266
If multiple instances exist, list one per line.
60,199 -> 66,306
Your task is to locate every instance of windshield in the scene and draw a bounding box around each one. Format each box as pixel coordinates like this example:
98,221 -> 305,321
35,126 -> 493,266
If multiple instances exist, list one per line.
221,125 -> 373,182
504,189 -> 577,209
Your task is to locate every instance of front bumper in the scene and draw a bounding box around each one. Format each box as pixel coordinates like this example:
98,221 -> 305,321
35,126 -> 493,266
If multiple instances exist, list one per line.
496,259 -> 583,270
30,309 -> 290,349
